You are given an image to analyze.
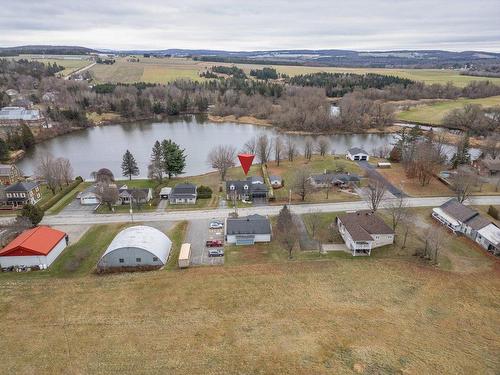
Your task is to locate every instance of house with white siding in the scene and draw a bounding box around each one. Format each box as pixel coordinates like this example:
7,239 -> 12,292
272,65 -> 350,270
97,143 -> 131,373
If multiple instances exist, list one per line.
225,214 -> 272,245
336,210 -> 394,256
346,147 -> 369,161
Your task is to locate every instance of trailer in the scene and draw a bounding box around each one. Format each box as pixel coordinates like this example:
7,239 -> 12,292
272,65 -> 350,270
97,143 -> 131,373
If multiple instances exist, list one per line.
178,243 -> 191,268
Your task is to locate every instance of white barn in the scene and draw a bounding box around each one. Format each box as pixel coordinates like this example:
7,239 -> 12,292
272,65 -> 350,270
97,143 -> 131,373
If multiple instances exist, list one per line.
97,226 -> 172,270
0,226 -> 68,268
346,147 -> 369,161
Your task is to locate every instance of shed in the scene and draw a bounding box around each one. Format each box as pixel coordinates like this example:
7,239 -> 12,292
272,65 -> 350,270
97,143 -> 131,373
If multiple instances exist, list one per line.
0,226 -> 68,268
97,226 -> 172,270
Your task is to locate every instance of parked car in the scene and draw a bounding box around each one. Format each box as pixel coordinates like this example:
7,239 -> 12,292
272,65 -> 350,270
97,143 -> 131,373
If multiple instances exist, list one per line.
208,248 -> 224,257
209,221 -> 224,229
206,239 -> 223,247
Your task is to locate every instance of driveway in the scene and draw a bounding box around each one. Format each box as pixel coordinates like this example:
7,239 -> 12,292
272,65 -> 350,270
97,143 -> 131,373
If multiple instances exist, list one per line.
357,161 -> 407,198
185,219 -> 224,266
59,199 -> 98,216
157,199 -> 168,212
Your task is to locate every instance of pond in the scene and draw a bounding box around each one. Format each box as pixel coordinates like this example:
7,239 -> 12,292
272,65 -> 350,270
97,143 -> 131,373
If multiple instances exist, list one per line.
17,114 -> 475,179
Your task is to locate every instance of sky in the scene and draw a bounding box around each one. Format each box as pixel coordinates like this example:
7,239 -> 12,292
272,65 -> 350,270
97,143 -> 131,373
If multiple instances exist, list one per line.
1,0 -> 500,52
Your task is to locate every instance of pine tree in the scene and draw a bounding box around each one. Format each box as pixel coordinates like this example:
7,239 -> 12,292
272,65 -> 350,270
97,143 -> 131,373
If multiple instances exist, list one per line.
121,150 -> 139,180
451,134 -> 471,169
148,140 -> 163,182
161,139 -> 186,179
20,123 -> 35,149
0,138 -> 9,161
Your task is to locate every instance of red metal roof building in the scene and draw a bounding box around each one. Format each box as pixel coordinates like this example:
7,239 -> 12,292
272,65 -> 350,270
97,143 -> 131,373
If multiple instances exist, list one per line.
0,226 -> 68,268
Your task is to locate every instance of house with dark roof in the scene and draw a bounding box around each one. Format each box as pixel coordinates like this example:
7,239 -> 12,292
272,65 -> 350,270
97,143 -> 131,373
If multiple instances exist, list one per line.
472,156 -> 500,176
346,147 -> 369,161
309,173 -> 360,188
432,198 -> 500,254
225,214 -> 272,245
0,164 -> 21,185
226,177 -> 269,201
336,210 -> 394,256
117,185 -> 153,205
169,183 -> 197,204
5,181 -> 41,207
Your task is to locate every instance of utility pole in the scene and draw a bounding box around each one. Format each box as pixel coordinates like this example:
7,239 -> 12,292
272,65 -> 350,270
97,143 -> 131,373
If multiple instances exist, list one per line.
289,189 -> 292,205
129,195 -> 134,222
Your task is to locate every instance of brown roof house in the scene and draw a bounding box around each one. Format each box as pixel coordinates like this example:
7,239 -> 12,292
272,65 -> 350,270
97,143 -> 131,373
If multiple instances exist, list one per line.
472,156 -> 500,176
336,210 -> 394,256
0,164 -> 21,185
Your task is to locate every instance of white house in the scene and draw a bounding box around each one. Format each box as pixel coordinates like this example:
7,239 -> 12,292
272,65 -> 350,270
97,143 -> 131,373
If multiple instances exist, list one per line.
346,147 -> 369,161
225,214 -> 272,245
169,183 -> 197,204
336,210 -> 394,256
0,226 -> 68,268
432,199 -> 500,254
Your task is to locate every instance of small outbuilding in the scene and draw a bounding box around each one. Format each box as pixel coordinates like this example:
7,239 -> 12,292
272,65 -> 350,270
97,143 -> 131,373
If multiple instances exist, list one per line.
160,187 -> 172,199
97,226 -> 172,271
346,147 -> 369,161
0,226 -> 68,268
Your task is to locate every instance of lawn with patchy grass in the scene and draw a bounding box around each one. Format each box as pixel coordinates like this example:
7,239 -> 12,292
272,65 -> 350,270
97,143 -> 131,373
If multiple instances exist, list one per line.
164,221 -> 188,270
396,95 -> 500,124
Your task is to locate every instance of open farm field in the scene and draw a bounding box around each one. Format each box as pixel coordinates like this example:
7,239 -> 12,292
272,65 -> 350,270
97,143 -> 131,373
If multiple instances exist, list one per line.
87,57 -> 500,86
396,95 -> 500,124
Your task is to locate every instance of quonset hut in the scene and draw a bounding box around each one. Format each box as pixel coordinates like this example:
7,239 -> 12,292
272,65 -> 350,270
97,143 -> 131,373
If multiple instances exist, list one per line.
97,226 -> 172,271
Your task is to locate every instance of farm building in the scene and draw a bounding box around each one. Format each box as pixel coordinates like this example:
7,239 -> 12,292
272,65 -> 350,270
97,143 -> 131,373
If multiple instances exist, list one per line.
346,147 -> 369,161
0,226 -> 68,268
336,210 -> 394,256
97,226 -> 172,270
225,214 -> 272,245
0,106 -> 41,121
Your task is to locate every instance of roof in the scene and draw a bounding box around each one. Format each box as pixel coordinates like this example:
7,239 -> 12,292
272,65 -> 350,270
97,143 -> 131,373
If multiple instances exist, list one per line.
226,214 -> 272,235
347,147 -> 368,155
160,187 -> 172,195
482,157 -> 500,172
0,164 -> 14,176
179,243 -> 191,260
270,175 -> 282,182
247,176 -> 264,183
466,215 -> 492,231
100,226 -> 172,264
0,226 -> 66,257
337,210 -> 394,241
0,106 -> 41,120
477,224 -> 500,246
310,173 -> 360,184
432,207 -> 461,227
5,180 -> 39,192
439,199 -> 478,223
171,183 -> 197,196
226,180 -> 268,194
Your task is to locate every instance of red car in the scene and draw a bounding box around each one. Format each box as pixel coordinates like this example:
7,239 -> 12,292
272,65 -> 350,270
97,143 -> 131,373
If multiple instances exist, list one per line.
206,239 -> 223,247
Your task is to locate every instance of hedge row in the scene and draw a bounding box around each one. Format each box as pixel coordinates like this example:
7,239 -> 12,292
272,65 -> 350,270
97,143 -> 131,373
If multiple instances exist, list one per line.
39,177 -> 83,212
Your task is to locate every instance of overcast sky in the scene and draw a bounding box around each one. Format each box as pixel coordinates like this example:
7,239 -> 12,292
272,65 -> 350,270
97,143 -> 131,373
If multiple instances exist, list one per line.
1,0 -> 499,52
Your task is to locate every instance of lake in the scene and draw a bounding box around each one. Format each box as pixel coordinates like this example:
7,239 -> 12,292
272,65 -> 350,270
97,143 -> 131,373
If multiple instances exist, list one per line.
17,114 -> 472,179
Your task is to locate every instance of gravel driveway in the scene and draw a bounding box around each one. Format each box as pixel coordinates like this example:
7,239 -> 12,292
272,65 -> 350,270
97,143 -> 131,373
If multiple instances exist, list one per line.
357,161 -> 407,198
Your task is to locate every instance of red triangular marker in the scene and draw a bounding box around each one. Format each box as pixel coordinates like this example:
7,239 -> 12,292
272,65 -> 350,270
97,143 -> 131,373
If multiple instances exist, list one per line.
238,153 -> 254,175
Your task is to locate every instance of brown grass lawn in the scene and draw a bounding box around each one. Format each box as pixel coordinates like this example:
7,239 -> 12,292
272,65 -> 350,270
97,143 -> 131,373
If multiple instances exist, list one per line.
376,163 -> 454,197
0,260 -> 498,374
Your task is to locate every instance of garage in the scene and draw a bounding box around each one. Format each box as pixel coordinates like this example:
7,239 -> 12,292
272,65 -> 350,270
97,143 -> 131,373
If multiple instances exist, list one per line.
97,226 -> 172,271
0,226 -> 68,268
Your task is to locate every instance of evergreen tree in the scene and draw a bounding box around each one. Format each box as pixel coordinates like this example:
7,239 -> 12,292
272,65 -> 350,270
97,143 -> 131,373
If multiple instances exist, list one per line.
148,140 -> 163,182
161,139 -> 186,179
121,150 -> 139,180
0,138 -> 9,160
20,204 -> 44,226
20,123 -> 35,149
451,134 -> 471,169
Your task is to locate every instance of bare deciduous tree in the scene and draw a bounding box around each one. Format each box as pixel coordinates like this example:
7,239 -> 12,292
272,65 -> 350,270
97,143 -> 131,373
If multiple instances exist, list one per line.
55,157 -> 73,186
256,134 -> 272,164
292,168 -> 312,201
274,136 -> 284,166
482,133 -> 500,159
207,144 -> 237,181
423,226 -> 445,264
242,136 -> 256,155
386,195 -> 408,230
316,136 -> 330,157
365,178 -> 387,211
276,205 -> 298,259
451,167 -> 477,203
304,210 -> 323,253
304,137 -> 314,161
35,153 -> 69,194
286,137 -> 297,162
97,183 -> 118,211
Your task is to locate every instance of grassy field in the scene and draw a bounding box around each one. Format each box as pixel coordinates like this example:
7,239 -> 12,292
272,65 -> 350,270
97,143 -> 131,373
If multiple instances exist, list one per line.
12,55 -> 93,76
87,56 -> 500,86
396,95 -> 500,124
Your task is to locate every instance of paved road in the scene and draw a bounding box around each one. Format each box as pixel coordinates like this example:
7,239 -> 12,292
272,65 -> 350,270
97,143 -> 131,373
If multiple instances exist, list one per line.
185,219 -> 224,266
357,161 -> 407,198
64,62 -> 96,80
36,196 -> 500,226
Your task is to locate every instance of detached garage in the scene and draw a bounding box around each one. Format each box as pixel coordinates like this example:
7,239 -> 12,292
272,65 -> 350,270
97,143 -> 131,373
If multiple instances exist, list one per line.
0,226 -> 68,268
97,226 -> 172,271
346,147 -> 369,161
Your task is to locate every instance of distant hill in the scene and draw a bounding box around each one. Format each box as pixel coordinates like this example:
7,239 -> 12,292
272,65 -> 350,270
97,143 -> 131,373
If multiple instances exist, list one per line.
0,45 -> 97,56
111,48 -> 500,69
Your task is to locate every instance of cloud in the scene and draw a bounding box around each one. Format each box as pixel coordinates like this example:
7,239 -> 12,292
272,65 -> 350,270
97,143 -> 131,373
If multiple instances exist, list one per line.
0,0 -> 499,51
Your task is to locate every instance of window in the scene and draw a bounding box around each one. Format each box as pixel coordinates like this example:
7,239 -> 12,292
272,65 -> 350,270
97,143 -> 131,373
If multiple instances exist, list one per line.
119,258 -> 124,263
153,257 -> 158,262
136,257 -> 141,262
